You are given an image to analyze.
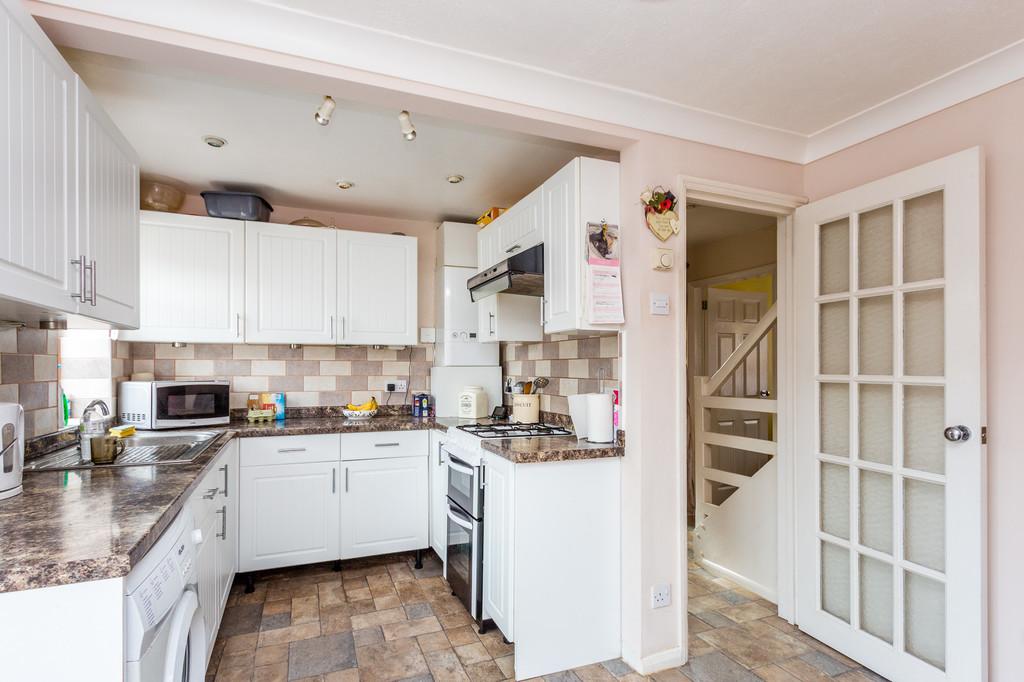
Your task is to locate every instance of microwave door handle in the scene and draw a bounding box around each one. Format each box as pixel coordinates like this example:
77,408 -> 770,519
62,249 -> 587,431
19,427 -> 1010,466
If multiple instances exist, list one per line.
446,506 -> 474,531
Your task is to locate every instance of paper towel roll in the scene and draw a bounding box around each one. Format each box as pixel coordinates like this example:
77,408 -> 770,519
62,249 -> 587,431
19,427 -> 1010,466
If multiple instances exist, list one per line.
585,392 -> 615,443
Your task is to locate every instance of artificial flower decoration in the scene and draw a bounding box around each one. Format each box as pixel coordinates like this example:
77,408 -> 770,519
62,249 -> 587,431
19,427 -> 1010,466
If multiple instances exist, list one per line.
642,186 -> 680,241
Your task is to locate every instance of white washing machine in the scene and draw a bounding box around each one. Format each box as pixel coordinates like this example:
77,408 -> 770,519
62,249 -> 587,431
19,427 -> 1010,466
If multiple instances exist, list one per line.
124,507 -> 208,682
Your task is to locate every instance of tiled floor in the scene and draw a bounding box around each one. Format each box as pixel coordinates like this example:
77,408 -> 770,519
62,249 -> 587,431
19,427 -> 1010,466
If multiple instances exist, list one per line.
206,551 -> 889,682
207,551 -> 642,682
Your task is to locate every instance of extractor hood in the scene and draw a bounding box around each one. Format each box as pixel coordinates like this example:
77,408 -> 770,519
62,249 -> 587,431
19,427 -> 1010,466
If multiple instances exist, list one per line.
467,244 -> 544,302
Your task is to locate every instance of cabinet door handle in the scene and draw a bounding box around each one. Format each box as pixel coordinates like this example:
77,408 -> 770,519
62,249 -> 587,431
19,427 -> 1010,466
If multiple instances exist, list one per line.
216,506 -> 227,539
330,315 -> 335,340
277,447 -> 306,453
332,468 -> 336,493
203,487 -> 219,500
374,442 -> 400,448
489,312 -> 495,336
89,259 -> 97,305
505,244 -> 521,253
220,464 -> 229,497
541,298 -> 546,325
341,316 -> 346,340
345,467 -> 349,492
236,313 -> 241,338
70,256 -> 86,301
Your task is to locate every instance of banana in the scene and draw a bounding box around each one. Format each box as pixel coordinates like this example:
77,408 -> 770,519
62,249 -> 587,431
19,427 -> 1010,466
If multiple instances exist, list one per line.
345,398 -> 378,411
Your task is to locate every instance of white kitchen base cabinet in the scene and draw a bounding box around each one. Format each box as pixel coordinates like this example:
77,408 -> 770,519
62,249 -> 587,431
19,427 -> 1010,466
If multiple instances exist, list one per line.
121,212 -> 245,343
428,430 -> 448,561
482,452 -> 621,680
239,460 -> 340,572
340,456 -> 428,560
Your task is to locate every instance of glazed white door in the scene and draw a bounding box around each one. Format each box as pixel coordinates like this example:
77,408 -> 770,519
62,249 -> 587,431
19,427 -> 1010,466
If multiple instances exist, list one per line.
121,212 -> 245,343
337,231 -> 417,345
794,148 -> 985,681
76,78 -> 140,328
339,456 -> 428,560
244,222 -> 337,344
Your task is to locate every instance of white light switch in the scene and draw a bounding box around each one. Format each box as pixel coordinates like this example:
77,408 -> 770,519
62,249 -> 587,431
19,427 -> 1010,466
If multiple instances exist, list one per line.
650,293 -> 670,316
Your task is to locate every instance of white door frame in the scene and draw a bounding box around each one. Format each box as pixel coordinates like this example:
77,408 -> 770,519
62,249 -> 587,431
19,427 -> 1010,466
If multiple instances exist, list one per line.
677,175 -> 807,630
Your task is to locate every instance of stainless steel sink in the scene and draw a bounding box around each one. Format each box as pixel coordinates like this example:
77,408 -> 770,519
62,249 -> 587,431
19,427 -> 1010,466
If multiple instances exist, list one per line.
25,430 -> 222,471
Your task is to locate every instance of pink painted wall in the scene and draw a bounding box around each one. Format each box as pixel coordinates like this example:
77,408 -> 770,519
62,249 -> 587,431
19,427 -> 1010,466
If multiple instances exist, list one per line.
804,78 -> 1024,681
176,195 -> 438,329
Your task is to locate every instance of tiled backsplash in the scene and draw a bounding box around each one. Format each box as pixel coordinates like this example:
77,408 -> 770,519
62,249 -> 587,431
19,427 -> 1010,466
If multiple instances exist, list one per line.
127,343 -> 433,409
500,332 -> 619,415
0,327 -> 60,437
59,331 -> 132,420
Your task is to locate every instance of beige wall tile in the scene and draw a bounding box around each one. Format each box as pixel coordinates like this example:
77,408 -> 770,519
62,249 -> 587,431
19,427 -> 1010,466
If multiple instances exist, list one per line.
367,348 -> 398,361
382,361 -> 410,375
175,360 -> 215,377
154,343 -> 195,360
0,384 -> 17,403
233,376 -> 269,392
368,376 -> 399,391
0,329 -> 17,353
599,334 -> 619,358
233,344 -> 269,360
558,340 -> 579,359
132,359 -> 155,374
304,375 -> 337,391
285,391 -> 318,407
34,355 -> 58,381
568,359 -> 590,379
526,344 -> 543,360
251,360 -> 286,376
230,392 -> 249,409
320,361 -> 352,376
302,346 -> 335,360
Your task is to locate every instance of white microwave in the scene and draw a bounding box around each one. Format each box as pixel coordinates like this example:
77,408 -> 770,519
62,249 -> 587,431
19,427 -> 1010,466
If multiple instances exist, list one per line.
118,380 -> 231,430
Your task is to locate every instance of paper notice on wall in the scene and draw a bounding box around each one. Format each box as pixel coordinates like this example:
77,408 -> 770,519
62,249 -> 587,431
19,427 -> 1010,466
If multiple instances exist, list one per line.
585,222 -> 624,324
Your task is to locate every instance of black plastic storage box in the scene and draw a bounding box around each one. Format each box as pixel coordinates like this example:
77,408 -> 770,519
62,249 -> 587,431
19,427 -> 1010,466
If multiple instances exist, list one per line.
200,191 -> 273,222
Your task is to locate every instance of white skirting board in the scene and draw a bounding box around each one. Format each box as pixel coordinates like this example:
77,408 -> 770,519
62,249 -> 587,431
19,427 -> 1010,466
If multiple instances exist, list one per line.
699,557 -> 777,604
624,646 -> 686,675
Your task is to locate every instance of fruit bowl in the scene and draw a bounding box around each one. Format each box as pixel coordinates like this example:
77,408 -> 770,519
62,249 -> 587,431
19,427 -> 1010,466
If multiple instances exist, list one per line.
342,408 -> 378,420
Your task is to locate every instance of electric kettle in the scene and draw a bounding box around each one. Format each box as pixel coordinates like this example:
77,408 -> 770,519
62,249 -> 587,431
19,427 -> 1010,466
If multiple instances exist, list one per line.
0,403 -> 25,500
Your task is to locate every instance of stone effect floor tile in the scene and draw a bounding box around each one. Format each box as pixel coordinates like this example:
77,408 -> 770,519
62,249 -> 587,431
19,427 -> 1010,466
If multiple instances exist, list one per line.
288,631 -> 357,679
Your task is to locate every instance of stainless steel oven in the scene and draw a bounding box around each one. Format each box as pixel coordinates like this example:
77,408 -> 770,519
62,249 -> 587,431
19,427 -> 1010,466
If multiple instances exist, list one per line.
444,447 -> 484,622
118,381 -> 230,430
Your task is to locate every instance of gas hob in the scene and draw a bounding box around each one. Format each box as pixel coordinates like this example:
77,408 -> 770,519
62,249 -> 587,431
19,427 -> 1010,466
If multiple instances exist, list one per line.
456,423 -> 572,439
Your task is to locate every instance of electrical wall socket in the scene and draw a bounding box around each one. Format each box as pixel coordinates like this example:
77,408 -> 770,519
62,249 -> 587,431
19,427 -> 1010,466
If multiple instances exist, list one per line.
651,583 -> 671,609
391,379 -> 408,393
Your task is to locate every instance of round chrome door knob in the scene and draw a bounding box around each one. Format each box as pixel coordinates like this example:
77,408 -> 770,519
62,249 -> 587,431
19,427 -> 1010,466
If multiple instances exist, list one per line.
944,425 -> 971,442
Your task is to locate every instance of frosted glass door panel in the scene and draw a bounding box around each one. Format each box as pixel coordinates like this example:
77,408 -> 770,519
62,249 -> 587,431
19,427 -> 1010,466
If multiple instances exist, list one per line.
860,556 -> 894,643
859,206 -> 893,289
905,572 -> 946,670
859,470 -> 892,553
903,191 -> 944,283
859,295 -> 893,375
819,301 -> 850,375
820,384 -> 849,457
858,384 -> 892,464
821,542 -> 851,623
903,386 -> 945,474
820,218 -> 850,294
820,463 -> 849,539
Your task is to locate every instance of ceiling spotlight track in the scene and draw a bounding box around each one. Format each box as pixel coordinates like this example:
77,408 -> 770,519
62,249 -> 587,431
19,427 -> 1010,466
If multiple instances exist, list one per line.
315,96 -> 336,126
398,110 -> 417,141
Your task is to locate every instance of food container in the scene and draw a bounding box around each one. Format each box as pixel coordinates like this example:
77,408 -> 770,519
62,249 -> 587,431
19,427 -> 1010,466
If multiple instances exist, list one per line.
512,394 -> 539,424
458,386 -> 489,419
140,179 -> 185,212
201,191 -> 273,222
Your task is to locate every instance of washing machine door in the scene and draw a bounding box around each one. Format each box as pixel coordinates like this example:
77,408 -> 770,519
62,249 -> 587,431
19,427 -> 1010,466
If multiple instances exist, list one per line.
137,587 -> 207,682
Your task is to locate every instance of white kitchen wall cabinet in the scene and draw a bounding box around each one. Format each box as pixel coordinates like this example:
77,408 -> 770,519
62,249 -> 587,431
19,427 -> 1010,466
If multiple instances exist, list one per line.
477,293 -> 543,343
238,460 -> 340,572
340,455 -> 429,560
428,430 -> 448,561
542,157 -> 619,334
75,79 -> 140,329
337,230 -> 417,345
120,212 -> 245,343
476,221 -> 502,273
245,222 -> 337,344
482,450 -> 515,639
498,186 -> 543,256
0,0 -> 79,315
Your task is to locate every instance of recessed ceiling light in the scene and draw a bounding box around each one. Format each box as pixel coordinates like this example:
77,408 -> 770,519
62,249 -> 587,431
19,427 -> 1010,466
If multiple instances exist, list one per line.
446,174 -> 464,184
203,135 -> 227,148
336,180 -> 354,190
398,110 -> 417,141
315,96 -> 336,126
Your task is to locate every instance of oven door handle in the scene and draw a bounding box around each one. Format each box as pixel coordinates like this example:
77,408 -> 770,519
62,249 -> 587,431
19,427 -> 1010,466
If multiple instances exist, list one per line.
446,457 -> 476,478
447,505 -> 474,531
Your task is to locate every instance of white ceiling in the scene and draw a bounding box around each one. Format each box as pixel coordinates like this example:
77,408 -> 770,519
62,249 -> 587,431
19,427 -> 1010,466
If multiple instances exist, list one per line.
686,206 -> 776,247
260,0 -> 1024,136
63,49 -> 613,222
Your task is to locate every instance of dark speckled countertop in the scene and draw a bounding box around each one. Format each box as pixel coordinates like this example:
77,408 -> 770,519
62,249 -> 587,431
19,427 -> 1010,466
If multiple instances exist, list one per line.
0,415 -> 621,594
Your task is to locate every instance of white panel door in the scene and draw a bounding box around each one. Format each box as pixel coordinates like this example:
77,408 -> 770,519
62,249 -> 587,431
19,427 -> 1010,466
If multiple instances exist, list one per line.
121,212 -> 244,343
245,222 -> 337,344
0,0 -> 78,312
542,159 -> 578,333
340,456 -> 428,560
238,461 -> 340,572
215,440 -> 238,613
195,511 -> 219,655
482,451 -> 514,639
794,148 -> 985,681
337,231 -> 417,345
76,78 -> 140,328
428,431 -> 448,560
499,186 -> 543,255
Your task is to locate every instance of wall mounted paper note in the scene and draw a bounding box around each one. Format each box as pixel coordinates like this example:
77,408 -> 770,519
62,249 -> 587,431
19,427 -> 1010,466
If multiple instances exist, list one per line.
587,221 -> 620,261
585,222 -> 624,324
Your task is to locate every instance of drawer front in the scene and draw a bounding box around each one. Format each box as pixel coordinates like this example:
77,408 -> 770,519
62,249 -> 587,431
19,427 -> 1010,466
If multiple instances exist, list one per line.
240,434 -> 340,466
340,430 -> 428,461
